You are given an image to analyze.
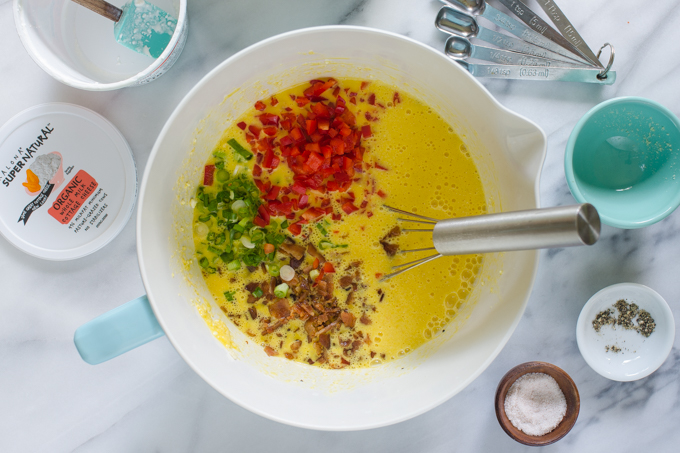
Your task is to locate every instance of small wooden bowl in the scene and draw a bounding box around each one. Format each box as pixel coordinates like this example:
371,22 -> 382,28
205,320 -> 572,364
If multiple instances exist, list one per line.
495,362 -> 580,446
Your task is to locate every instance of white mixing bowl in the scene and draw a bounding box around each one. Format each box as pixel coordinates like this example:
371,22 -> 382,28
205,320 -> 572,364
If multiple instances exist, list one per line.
84,26 -> 547,430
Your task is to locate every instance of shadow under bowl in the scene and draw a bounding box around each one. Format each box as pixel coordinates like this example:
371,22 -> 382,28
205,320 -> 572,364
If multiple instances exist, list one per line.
495,361 -> 580,446
565,97 -> 680,229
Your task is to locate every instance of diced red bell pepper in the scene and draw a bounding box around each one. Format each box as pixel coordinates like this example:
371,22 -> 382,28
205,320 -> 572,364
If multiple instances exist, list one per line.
361,125 -> 372,138
237,121 -> 247,130
279,135 -> 294,147
288,222 -> 302,235
342,202 -> 358,215
254,179 -> 270,194
326,180 -> 339,191
361,81 -> 370,90
377,189 -> 387,198
289,127 -> 304,142
263,126 -> 277,136
330,137 -> 345,155
306,119 -> 317,135
254,101 -> 266,111
322,262 -> 335,273
393,92 -> 401,104
252,164 -> 262,177
258,113 -> 280,126
295,97 -> 310,107
368,93 -> 376,105
301,207 -> 324,221
253,216 -> 268,227
332,213 -> 341,221
311,102 -> 330,119
290,182 -> 306,195
312,257 -> 319,269
270,96 -> 279,106
374,162 -> 388,170
203,165 -> 215,186
248,125 -> 261,138
258,205 -> 271,224
265,185 -> 280,200
306,152 -> 324,171
298,194 -> 309,208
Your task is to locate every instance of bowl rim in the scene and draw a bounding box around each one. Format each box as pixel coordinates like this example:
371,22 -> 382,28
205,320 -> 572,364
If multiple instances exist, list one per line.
564,96 -> 680,229
495,361 -> 580,446
575,282 -> 675,381
137,25 -> 547,430
12,0 -> 188,91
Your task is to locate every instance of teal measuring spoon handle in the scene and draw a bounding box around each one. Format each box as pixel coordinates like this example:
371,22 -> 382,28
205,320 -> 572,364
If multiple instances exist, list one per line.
74,295 -> 165,365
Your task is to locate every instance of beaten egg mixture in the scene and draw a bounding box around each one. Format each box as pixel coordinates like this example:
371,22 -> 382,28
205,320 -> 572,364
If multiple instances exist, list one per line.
193,79 -> 486,369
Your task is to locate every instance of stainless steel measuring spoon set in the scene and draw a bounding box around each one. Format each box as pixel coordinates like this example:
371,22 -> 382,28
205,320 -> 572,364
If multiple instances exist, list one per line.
435,0 -> 615,84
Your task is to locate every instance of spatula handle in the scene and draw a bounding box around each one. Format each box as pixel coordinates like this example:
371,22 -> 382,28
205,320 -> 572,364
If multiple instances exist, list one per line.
71,0 -> 123,22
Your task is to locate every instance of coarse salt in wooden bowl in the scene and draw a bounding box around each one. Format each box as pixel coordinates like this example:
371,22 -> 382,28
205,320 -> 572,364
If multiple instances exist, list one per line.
495,362 -> 580,446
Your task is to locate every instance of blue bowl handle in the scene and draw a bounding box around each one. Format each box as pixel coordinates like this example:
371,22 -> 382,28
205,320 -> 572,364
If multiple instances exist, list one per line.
74,295 -> 165,365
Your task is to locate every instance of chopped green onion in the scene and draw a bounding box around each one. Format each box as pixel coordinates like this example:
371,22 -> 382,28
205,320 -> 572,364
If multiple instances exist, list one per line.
241,236 -> 255,249
206,267 -> 217,274
198,214 -> 211,223
208,245 -> 222,255
199,257 -> 209,269
242,253 -> 261,267
319,240 -> 348,250
207,232 -> 216,242
252,287 -> 264,298
227,260 -> 241,271
224,291 -> 235,301
274,283 -> 289,298
215,160 -> 225,170
227,138 -> 253,161
266,262 -> 281,277
309,269 -> 320,280
280,220 -> 289,230
233,224 -> 245,233
216,169 -> 229,182
318,240 -> 333,250
213,150 -> 227,159
220,251 -> 234,263
316,223 -> 328,236
232,199 -> 246,212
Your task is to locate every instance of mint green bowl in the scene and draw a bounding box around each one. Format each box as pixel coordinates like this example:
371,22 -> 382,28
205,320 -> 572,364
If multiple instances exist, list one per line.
565,97 -> 680,229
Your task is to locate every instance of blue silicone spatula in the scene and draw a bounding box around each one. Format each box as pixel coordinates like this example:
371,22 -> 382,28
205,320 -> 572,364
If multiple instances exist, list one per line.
71,0 -> 178,58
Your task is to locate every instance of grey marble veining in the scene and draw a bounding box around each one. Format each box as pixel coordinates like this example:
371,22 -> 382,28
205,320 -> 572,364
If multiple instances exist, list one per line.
1,0 -> 679,452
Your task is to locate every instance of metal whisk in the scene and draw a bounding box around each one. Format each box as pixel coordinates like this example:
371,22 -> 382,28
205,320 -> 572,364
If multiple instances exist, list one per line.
381,204 -> 600,281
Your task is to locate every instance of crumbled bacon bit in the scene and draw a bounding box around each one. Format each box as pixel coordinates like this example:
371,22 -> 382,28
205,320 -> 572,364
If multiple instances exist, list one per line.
248,307 -> 257,320
360,314 -> 372,325
319,333 -> 331,349
264,346 -> 278,356
380,241 -> 399,256
341,311 -> 356,328
269,299 -> 291,319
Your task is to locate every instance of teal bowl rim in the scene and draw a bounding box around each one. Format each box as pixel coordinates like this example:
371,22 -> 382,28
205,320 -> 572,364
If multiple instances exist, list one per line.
565,96 -> 680,229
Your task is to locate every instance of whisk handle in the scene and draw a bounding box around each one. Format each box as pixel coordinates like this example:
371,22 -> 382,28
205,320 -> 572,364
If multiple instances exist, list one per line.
432,204 -> 600,255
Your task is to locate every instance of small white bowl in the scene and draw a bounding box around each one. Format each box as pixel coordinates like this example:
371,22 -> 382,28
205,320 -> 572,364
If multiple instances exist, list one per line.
13,0 -> 187,90
577,283 -> 675,381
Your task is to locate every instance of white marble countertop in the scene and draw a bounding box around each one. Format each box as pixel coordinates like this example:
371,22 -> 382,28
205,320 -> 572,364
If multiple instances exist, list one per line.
1,0 -> 679,451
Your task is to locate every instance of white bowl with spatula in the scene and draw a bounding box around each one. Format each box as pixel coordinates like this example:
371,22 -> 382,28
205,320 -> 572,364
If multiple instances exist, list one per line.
13,0 -> 187,90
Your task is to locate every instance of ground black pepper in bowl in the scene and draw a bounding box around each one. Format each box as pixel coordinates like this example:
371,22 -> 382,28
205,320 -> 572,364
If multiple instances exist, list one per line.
591,299 -> 656,346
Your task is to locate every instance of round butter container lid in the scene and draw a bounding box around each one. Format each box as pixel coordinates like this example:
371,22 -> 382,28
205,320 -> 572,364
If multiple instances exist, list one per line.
0,103 -> 137,260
